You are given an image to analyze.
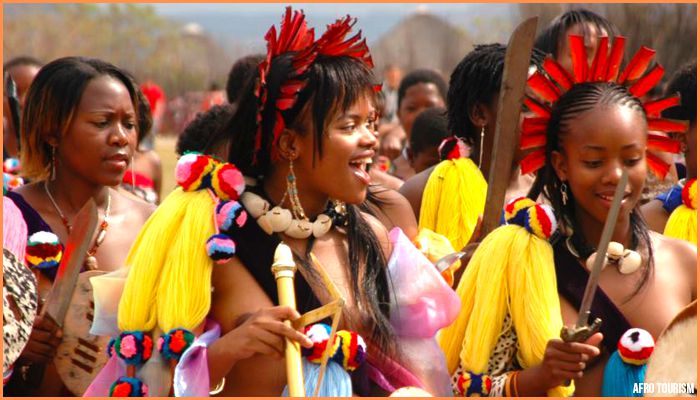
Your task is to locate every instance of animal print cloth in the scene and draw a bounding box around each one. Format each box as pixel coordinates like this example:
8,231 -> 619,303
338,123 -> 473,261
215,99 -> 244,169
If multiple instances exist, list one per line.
3,248 -> 38,375
451,313 -> 520,396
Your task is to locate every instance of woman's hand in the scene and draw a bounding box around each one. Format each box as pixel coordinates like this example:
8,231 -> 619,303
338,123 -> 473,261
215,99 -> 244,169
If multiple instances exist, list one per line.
225,306 -> 313,362
535,332 -> 603,389
18,315 -> 63,364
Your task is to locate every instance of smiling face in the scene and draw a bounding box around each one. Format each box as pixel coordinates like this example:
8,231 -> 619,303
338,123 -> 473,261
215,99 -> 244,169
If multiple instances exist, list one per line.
552,103 -> 648,225
55,75 -> 138,186
293,93 -> 378,205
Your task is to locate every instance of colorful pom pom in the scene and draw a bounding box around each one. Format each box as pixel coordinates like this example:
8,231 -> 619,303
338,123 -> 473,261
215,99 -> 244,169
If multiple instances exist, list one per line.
4,172 -> 24,193
682,178 -> 697,210
456,371 -> 492,396
25,231 -> 63,269
206,233 -> 236,264
113,331 -> 153,365
438,136 -> 469,161
3,158 -> 21,174
109,376 -> 148,397
503,197 -> 557,240
211,163 -> 246,201
216,201 -> 247,231
301,323 -> 366,371
159,328 -> 195,361
618,328 -> 655,366
175,152 -> 216,191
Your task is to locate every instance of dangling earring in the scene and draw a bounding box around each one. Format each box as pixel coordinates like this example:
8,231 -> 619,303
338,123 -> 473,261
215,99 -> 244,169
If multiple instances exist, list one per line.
478,125 -> 485,169
560,181 -> 569,206
286,157 -> 307,220
50,146 -> 56,181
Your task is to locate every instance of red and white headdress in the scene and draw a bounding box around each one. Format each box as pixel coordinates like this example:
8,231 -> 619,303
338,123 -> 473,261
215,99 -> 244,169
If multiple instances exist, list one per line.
253,7 -> 374,162
521,35 -> 688,178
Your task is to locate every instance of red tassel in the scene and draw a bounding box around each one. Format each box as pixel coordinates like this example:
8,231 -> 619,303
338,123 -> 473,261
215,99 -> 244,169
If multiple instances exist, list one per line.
524,96 -> 551,118
647,134 -> 682,153
646,151 -> 671,179
647,118 -> 689,133
643,95 -> 680,117
569,35 -> 589,83
522,117 -> 548,136
520,133 -> 547,150
543,58 -> 574,91
373,83 -> 383,93
527,72 -> 561,103
605,36 -> 626,82
629,64 -> 665,98
589,36 -> 609,81
520,149 -> 546,175
618,46 -> 656,85
276,97 -> 296,111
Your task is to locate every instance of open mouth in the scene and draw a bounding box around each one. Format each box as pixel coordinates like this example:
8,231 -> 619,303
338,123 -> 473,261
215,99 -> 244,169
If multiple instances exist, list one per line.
349,157 -> 373,184
596,192 -> 631,204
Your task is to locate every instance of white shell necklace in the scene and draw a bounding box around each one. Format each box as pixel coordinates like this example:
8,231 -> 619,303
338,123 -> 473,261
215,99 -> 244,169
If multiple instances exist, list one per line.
240,191 -> 334,239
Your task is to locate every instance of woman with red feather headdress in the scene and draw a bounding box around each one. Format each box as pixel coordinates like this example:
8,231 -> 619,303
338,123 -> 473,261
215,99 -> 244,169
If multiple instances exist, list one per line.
439,33 -> 696,396
85,7 -> 459,397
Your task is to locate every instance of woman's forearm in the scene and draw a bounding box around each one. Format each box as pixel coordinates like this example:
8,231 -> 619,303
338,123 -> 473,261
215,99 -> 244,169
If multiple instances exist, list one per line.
207,336 -> 241,388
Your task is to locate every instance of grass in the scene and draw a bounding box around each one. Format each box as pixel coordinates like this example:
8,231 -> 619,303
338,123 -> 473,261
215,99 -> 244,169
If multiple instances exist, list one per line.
154,135 -> 179,199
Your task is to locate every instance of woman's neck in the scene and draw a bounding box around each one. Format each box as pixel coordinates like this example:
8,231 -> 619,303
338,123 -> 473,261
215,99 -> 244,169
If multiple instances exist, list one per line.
262,166 -> 329,220
47,170 -> 110,215
575,204 -> 633,249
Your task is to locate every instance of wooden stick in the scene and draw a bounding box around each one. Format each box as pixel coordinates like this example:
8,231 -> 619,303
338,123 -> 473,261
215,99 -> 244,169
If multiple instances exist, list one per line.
272,244 -> 305,397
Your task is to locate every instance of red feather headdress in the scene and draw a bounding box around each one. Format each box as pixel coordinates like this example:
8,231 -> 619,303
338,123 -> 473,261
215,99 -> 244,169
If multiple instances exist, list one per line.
253,8 -> 374,163
521,35 -> 688,179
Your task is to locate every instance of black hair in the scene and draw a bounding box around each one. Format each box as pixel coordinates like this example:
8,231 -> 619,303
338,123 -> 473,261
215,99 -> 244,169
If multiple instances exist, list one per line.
21,56 -> 140,180
662,61 -> 696,123
527,82 -> 654,299
535,9 -> 619,59
226,54 -> 265,105
134,86 -> 153,144
409,106 -> 449,154
447,43 -> 545,150
176,104 -> 236,156
397,69 -> 447,110
223,53 -> 395,354
3,56 -> 42,72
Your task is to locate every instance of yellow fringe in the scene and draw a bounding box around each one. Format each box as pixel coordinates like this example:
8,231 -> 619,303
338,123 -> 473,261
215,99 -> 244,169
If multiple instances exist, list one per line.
663,205 -> 697,245
418,158 -> 487,251
118,188 -> 217,332
437,225 -> 574,397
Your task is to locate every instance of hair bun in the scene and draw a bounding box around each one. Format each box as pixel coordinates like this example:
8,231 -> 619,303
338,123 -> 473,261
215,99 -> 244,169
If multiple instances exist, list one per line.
504,197 -> 557,240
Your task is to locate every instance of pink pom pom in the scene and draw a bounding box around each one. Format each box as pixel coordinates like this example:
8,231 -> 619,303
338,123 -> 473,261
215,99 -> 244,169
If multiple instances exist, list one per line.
120,335 -> 138,358
175,153 -> 215,191
211,163 -> 245,201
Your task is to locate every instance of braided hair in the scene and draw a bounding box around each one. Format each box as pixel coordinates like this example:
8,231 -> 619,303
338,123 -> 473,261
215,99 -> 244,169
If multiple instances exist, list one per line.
447,43 -> 545,150
528,82 -> 654,299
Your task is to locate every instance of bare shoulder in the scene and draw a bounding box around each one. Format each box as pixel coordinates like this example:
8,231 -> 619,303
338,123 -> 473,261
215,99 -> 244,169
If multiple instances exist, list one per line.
640,200 -> 669,233
141,149 -> 162,166
651,231 -> 696,297
113,188 -> 156,221
367,185 -> 418,238
359,210 -> 393,259
398,166 -> 434,219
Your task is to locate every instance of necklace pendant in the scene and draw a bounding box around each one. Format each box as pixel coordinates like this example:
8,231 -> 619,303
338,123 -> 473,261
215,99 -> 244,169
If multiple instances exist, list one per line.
85,255 -> 98,271
284,218 -> 313,239
95,229 -> 107,246
312,214 -> 332,238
